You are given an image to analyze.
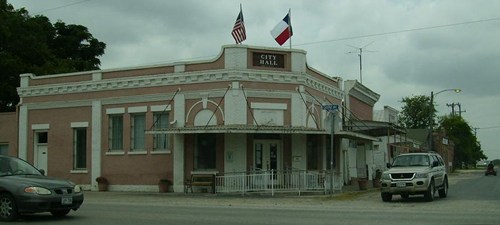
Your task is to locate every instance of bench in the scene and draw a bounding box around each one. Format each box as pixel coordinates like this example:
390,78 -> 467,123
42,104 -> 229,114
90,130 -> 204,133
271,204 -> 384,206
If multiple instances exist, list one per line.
185,173 -> 216,193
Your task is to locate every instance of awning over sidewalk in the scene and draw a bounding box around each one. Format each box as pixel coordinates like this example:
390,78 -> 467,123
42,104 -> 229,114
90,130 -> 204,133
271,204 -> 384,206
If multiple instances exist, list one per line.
146,124 -> 381,142
345,120 -> 405,137
335,131 -> 380,142
146,125 -> 329,134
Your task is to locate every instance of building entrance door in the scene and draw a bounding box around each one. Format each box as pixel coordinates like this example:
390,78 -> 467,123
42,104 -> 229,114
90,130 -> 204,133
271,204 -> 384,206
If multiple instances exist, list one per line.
254,140 -> 281,173
34,132 -> 48,174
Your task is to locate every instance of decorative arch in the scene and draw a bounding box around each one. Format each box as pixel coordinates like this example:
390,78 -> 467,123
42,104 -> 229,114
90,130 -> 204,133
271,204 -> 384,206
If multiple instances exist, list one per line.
186,100 -> 225,126
306,103 -> 321,129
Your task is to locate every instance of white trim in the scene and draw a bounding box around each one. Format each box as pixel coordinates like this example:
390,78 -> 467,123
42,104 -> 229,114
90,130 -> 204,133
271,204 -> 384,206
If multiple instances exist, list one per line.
128,151 -> 148,155
18,105 -> 28,160
91,101 -> 102,191
174,64 -> 185,72
32,124 -> 50,130
151,150 -> 171,155
17,70 -> 343,100
105,151 -> 125,156
71,122 -> 89,128
251,102 -> 287,110
128,106 -> 147,113
106,108 -> 125,114
151,105 -> 171,112
92,72 -> 102,81
70,170 -> 88,174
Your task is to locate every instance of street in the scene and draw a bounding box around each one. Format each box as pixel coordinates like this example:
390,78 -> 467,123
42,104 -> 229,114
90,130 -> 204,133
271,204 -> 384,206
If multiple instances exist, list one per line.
6,171 -> 500,225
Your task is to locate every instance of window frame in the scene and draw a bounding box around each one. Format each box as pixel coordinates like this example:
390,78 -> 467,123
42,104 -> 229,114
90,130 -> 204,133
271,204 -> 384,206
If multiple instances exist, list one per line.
73,128 -> 87,170
153,112 -> 169,151
130,113 -> 146,151
108,114 -> 124,151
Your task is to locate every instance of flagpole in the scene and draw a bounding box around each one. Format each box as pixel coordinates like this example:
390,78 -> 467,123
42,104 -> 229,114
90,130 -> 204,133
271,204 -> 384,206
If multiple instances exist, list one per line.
288,8 -> 292,50
239,4 -> 242,45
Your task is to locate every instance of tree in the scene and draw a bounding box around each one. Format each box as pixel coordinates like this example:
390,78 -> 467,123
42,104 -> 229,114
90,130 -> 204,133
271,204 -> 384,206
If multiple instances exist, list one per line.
398,95 -> 434,129
439,115 -> 486,167
0,0 -> 106,112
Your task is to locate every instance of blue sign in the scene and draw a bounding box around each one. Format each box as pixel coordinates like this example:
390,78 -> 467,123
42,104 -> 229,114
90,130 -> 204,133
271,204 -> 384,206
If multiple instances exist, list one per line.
322,104 -> 339,112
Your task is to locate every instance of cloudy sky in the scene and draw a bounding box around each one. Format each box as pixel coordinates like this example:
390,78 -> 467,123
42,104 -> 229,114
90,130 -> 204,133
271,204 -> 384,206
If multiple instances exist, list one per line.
9,0 -> 500,159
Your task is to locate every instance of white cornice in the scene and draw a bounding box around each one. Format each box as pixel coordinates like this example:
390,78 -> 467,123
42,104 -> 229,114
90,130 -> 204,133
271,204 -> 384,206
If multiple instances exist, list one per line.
18,70 -> 343,100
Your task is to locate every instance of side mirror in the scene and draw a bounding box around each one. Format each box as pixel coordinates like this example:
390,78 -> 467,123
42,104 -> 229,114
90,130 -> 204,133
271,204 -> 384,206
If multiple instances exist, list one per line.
39,169 -> 45,175
386,163 -> 392,169
432,161 -> 439,168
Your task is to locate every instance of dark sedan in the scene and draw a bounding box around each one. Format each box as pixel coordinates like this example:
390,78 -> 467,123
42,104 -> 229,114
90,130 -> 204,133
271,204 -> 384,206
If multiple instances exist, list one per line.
0,155 -> 83,221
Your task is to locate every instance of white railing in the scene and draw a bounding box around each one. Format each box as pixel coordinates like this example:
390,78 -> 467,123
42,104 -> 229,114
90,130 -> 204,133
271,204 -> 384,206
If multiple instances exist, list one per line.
215,170 -> 342,196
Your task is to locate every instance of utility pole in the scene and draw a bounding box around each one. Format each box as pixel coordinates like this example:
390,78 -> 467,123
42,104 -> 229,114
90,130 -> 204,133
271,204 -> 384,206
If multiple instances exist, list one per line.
447,102 -> 466,117
346,41 -> 376,84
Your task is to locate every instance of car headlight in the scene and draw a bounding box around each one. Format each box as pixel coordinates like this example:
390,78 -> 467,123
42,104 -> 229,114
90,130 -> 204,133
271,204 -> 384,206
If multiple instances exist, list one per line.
24,186 -> 52,195
381,173 -> 391,180
415,173 -> 429,178
74,185 -> 82,193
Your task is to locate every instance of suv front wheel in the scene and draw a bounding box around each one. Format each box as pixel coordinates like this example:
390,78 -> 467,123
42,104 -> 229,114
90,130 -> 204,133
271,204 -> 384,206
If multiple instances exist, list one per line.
381,192 -> 392,202
438,177 -> 448,198
424,180 -> 435,202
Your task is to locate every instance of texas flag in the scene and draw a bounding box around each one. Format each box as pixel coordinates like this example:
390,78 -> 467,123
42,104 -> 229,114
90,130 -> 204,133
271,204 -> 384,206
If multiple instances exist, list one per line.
270,12 -> 293,46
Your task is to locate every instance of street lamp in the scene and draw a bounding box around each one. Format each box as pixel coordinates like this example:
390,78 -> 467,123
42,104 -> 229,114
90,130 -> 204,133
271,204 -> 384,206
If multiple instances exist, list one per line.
429,89 -> 461,151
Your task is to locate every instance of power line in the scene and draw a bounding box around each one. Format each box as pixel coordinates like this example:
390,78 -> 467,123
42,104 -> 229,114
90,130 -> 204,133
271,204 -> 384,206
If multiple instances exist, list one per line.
142,16 -> 500,66
477,125 -> 500,130
295,17 -> 500,47
32,0 -> 91,14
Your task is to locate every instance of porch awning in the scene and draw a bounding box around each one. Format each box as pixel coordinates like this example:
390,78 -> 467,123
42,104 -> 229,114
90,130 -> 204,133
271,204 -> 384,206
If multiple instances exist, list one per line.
345,120 -> 405,137
145,125 -> 329,134
335,131 -> 380,142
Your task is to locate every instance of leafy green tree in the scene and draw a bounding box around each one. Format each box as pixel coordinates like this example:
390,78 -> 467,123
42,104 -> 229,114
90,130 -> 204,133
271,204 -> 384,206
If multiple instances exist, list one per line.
398,95 -> 434,129
439,115 -> 486,167
0,0 -> 106,112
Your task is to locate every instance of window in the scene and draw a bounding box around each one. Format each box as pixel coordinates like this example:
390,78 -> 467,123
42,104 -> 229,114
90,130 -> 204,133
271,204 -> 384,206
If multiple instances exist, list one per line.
73,128 -> 87,169
153,112 -> 169,151
109,115 -> 123,151
0,144 -> 8,155
37,132 -> 48,144
194,134 -> 216,170
131,114 -> 146,151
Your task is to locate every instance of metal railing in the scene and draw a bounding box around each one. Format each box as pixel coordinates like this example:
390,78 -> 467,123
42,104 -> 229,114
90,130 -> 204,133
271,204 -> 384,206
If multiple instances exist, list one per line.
215,170 -> 342,196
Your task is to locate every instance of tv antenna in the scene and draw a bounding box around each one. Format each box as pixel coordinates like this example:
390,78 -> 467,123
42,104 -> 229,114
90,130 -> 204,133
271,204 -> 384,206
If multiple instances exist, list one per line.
346,41 -> 376,84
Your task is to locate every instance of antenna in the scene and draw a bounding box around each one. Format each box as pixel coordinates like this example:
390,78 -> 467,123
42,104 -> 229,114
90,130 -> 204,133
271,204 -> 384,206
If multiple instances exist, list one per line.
346,41 -> 376,84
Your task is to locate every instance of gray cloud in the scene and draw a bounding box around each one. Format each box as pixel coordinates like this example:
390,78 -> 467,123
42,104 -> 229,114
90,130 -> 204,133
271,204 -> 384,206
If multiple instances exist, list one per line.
8,0 -> 500,158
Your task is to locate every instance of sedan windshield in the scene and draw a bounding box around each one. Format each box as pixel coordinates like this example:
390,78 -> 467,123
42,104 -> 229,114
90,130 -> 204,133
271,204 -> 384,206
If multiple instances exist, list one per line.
392,155 -> 430,167
0,157 -> 43,176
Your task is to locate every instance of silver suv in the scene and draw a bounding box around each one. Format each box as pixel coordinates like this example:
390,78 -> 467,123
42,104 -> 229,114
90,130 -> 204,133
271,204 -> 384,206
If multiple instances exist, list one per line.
380,152 -> 448,202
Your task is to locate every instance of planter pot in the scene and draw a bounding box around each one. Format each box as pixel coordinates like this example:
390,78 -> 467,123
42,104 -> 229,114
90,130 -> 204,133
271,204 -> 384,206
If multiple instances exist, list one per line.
158,183 -> 170,193
97,183 -> 108,192
358,179 -> 368,190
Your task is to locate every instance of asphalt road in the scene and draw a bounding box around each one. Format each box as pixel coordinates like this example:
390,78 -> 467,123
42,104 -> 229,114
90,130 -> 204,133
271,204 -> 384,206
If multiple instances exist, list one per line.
6,170 -> 500,225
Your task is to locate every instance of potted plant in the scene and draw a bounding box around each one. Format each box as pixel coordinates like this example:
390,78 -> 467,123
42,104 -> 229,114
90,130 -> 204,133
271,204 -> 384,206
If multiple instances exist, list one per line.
358,178 -> 368,190
158,178 -> 171,193
95,176 -> 108,192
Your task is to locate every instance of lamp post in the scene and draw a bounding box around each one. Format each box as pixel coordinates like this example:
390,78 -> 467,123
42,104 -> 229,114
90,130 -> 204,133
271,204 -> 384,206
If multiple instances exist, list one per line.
429,89 -> 461,151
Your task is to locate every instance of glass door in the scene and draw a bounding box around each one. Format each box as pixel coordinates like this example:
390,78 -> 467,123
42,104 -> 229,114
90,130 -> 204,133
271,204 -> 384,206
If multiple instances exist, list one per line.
254,140 -> 281,173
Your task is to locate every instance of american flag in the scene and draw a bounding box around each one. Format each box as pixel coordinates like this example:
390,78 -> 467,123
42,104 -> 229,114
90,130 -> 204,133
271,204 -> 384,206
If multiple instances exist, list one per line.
231,9 -> 246,44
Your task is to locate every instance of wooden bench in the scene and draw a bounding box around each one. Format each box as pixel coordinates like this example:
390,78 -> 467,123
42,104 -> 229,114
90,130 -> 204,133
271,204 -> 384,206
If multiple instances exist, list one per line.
185,174 -> 215,193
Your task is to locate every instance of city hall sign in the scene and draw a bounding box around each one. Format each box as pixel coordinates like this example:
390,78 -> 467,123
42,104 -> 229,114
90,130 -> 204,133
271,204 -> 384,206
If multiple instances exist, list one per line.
252,52 -> 285,68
